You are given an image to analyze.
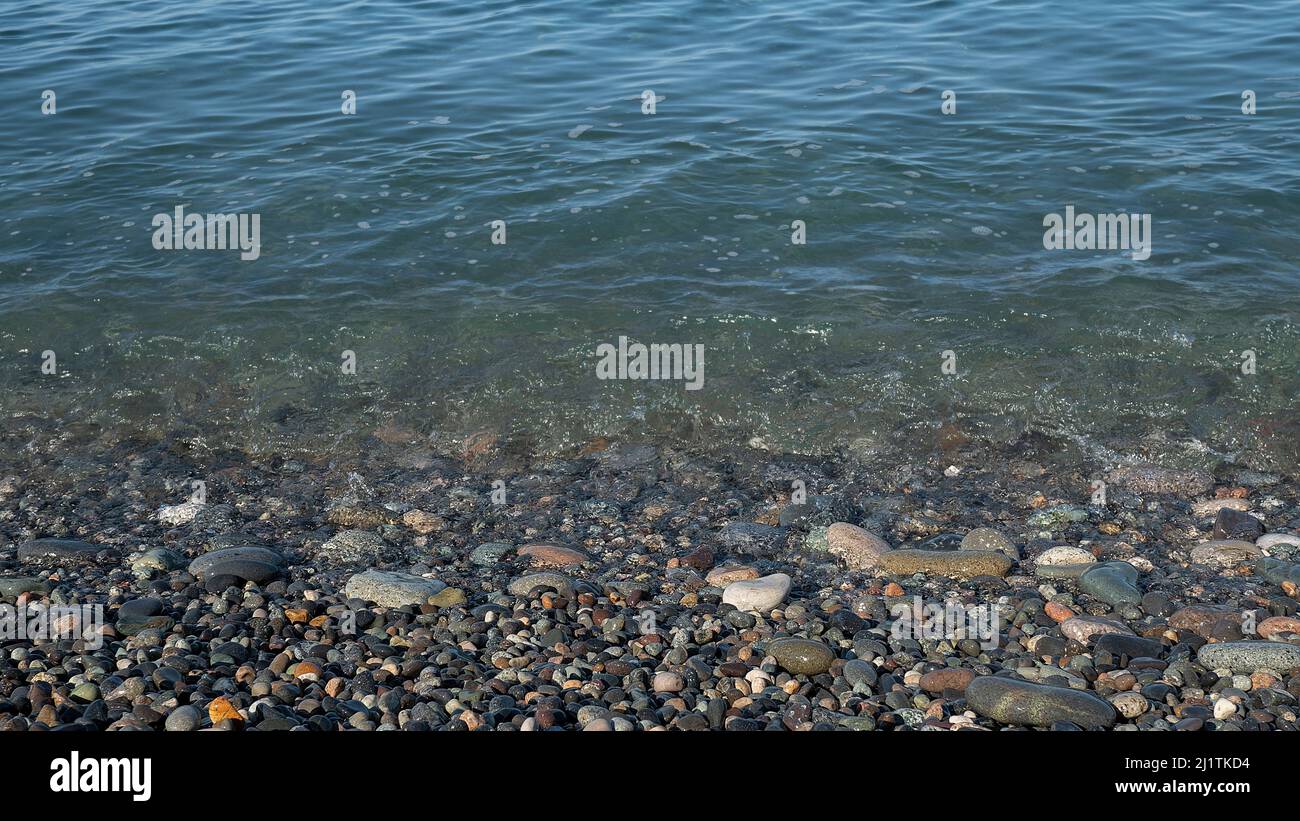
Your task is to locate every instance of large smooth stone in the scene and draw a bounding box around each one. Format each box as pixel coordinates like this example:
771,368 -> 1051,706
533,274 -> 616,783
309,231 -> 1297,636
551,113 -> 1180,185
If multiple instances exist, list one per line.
188,547 -> 283,579
470,542 -> 515,566
18,539 -> 101,562
0,577 -> 50,599
1094,633 -> 1166,658
131,547 -> 187,575
826,523 -> 891,570
318,530 -> 394,566
1212,507 -> 1264,542
1190,540 -> 1262,569
706,565 -> 759,586
721,573 -> 791,613
517,543 -> 590,568
427,587 -> 466,608
842,659 -> 878,689
1104,465 -> 1213,496
118,597 -> 163,621
966,676 -> 1117,728
202,559 -> 281,585
1061,615 -> 1134,644
1078,561 -> 1141,606
165,705 -> 202,732
1197,641 -> 1300,674
766,637 -> 835,675
877,549 -> 1013,579
343,569 -> 446,608
1003,662 -> 1087,690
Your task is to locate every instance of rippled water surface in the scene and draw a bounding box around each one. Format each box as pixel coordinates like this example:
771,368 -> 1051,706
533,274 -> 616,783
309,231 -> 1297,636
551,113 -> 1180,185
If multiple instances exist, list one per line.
2,0 -> 1299,465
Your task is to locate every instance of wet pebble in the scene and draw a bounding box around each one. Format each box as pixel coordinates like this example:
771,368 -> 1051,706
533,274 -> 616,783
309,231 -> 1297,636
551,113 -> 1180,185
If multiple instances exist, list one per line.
966,676 -> 1117,728
1197,641 -> 1300,674
877,549 -> 1014,579
1078,561 -> 1142,606
721,573 -> 790,613
766,637 -> 835,675
826,522 -> 891,570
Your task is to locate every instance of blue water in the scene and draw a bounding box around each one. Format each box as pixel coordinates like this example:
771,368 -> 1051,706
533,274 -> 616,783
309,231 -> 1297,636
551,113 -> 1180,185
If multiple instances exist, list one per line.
2,0 -> 1299,467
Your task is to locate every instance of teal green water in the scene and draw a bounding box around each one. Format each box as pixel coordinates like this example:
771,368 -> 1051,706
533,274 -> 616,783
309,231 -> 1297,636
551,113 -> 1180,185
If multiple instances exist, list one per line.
2,1 -> 1299,466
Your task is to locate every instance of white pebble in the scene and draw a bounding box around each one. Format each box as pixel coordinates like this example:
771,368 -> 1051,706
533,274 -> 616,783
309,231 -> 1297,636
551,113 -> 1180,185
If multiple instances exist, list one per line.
158,501 -> 204,526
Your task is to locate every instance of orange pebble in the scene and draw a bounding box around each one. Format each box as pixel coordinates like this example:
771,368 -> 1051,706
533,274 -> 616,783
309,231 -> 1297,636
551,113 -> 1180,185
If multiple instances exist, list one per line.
1044,601 -> 1076,623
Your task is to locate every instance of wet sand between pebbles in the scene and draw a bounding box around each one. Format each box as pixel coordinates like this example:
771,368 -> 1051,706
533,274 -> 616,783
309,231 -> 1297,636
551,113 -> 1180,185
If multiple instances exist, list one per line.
2,434 -> 1299,732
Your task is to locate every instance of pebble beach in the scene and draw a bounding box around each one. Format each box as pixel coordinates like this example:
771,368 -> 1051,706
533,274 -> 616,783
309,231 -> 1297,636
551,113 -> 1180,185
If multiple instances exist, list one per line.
3,428 -> 1299,733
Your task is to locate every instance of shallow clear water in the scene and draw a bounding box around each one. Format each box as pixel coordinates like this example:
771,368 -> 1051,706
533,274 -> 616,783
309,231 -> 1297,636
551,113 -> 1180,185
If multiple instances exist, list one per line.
2,0 -> 1299,466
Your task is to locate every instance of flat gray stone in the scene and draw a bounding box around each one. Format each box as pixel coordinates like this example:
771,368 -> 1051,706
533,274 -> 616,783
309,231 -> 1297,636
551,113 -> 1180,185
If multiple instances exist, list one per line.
842,658 -> 878,689
204,559 -> 281,586
18,539 -> 102,562
966,676 -> 1117,728
1061,615 -> 1133,644
1190,539 -> 1262,569
0,577 -> 50,599
319,530 -> 395,566
877,549 -> 1014,579
343,569 -> 446,608
131,547 -> 187,575
158,501 -> 204,526
1094,633 -> 1166,658
1197,641 -> 1300,674
1027,505 -> 1089,529
1105,465 -> 1213,496
165,705 -> 202,732
470,542 -> 515,566
188,546 -> 283,578
766,637 -> 834,675
1078,561 -> 1141,606
118,597 -> 163,621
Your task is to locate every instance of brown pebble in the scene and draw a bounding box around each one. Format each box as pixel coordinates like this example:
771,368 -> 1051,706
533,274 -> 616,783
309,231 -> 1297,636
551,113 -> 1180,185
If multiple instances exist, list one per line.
680,546 -> 714,571
1044,601 -> 1076,623
919,668 -> 976,694
208,696 -> 242,725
